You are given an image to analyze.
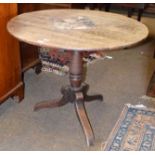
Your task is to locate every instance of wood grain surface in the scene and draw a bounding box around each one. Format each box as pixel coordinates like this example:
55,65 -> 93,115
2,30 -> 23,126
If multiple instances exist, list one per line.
7,9 -> 149,51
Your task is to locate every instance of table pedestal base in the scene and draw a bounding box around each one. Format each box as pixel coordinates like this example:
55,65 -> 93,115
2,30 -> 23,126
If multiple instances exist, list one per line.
34,51 -> 103,146
34,84 -> 103,146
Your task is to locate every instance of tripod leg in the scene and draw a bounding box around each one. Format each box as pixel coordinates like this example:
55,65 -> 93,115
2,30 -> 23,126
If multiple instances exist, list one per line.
74,92 -> 95,146
34,97 -> 67,111
84,94 -> 103,102
83,84 -> 103,102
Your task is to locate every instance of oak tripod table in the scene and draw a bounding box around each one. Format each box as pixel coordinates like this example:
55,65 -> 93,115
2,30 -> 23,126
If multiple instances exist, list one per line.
7,9 -> 148,146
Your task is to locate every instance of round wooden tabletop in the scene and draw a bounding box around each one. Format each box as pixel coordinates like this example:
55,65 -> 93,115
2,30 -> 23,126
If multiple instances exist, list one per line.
7,9 -> 149,52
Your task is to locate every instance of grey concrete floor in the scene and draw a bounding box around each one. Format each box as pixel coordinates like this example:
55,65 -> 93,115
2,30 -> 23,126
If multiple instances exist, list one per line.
0,16 -> 155,151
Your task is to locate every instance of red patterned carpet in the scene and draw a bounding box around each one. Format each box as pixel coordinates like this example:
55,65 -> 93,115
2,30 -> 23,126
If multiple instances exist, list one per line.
39,47 -> 107,76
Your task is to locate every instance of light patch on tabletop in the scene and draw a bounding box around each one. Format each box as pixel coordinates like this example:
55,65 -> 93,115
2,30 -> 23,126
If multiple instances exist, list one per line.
51,16 -> 95,30
37,38 -> 49,44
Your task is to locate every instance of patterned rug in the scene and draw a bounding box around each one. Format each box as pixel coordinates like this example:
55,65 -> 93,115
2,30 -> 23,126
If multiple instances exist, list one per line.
102,104 -> 155,151
39,47 -> 111,76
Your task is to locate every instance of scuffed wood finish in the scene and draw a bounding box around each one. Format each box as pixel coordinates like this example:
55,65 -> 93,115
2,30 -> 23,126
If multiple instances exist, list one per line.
7,9 -> 148,52
18,3 -> 75,73
0,4 -> 24,103
7,9 -> 149,146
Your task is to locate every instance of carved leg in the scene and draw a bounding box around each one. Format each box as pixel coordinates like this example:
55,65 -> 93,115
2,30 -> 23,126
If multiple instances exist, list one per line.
84,94 -> 103,102
74,92 -> 95,146
34,86 -> 75,111
83,84 -> 103,102
34,97 -> 67,111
